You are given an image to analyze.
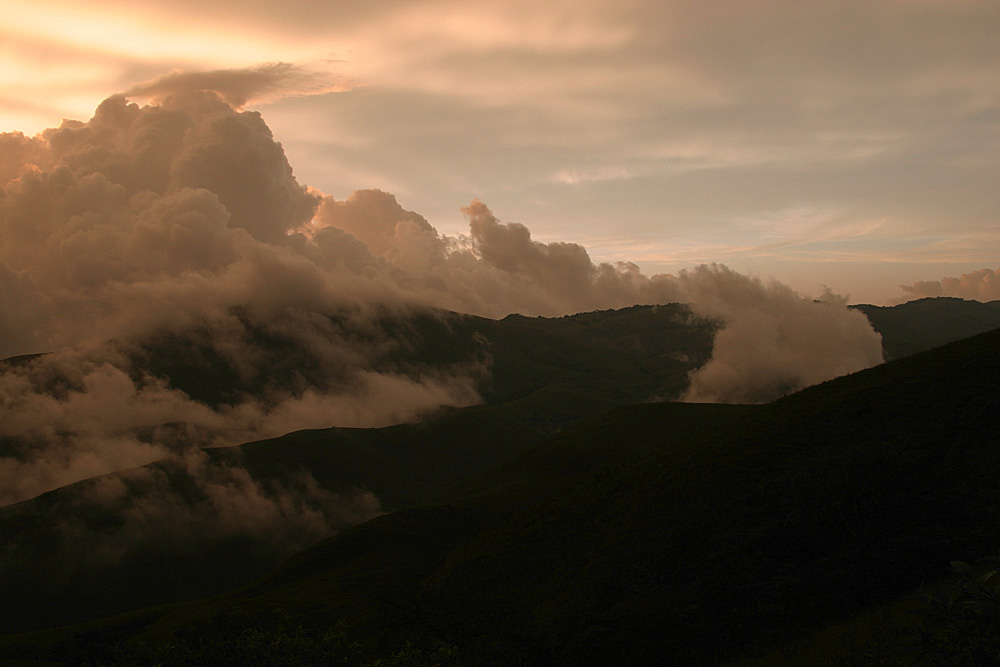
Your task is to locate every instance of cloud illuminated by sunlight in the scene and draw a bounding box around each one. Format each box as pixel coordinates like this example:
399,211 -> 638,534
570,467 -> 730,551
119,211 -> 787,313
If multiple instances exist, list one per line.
549,165 -> 631,185
0,0 -> 341,132
125,64 -> 353,108
2,1 -> 312,65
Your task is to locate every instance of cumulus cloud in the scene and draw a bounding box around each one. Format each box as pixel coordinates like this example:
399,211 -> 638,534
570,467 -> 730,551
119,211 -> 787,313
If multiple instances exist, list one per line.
900,267 -> 1000,302
309,193 -> 883,404
0,89 -> 486,505
0,81 -> 883,511
678,266 -> 883,403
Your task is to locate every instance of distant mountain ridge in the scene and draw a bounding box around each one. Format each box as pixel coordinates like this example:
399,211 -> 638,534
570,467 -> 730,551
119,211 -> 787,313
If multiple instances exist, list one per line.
853,296 -> 1000,360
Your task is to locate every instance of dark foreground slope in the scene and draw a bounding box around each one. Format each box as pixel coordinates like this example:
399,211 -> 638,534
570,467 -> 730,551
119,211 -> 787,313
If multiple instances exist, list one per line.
13,327 -> 998,666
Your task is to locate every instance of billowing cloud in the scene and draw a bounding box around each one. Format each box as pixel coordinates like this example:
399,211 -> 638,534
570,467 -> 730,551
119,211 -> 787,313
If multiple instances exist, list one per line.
308,192 -> 883,404
678,267 -> 883,404
900,268 -> 1000,302
0,89 -> 485,505
4,3 -> 998,310
0,84 -> 883,511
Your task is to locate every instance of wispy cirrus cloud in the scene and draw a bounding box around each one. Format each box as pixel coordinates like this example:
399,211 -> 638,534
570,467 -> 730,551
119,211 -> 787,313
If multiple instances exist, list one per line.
125,63 -> 352,108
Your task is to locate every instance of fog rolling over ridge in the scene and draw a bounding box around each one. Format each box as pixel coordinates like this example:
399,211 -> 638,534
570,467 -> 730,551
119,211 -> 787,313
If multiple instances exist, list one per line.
0,72 -> 882,507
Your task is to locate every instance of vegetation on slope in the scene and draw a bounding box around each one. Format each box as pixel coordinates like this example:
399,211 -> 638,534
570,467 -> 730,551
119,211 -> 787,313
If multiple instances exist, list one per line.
18,326 -> 997,665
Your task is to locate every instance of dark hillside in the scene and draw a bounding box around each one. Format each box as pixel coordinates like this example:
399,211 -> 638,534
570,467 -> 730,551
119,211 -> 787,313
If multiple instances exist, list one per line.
32,327 -> 999,665
125,303 -> 714,411
423,326 -> 1000,663
482,304 -> 716,404
0,304 -> 714,635
854,297 -> 1000,360
0,402 -> 541,634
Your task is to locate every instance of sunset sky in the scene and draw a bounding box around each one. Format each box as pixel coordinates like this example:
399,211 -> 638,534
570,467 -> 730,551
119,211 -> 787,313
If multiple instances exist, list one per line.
2,0 -> 998,304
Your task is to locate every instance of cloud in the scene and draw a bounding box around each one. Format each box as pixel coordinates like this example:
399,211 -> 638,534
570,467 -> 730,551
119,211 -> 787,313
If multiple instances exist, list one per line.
0,85 -> 883,510
678,266 -> 884,404
124,63 -> 352,108
311,193 -> 883,406
62,452 -> 384,568
900,267 -> 1000,302
0,317 -> 484,506
0,448 -> 383,608
0,131 -> 48,183
0,89 -> 487,504
549,165 -> 631,185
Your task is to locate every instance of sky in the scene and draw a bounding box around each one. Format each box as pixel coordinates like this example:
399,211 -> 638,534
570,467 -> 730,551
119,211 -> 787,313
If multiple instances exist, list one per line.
2,0 -> 999,304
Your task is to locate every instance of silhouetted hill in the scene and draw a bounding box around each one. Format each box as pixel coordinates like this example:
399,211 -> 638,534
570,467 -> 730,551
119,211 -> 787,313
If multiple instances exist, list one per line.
2,300 -> 998,663
123,303 -> 714,410
15,326 -> 996,665
854,296 -> 1000,360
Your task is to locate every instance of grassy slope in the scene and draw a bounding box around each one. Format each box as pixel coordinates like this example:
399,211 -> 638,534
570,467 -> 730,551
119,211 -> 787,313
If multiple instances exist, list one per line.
22,327 -> 998,666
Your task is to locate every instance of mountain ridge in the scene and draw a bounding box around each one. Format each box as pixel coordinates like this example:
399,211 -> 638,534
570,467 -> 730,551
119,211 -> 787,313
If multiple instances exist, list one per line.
1,298 -> 998,664
8,323 -> 996,665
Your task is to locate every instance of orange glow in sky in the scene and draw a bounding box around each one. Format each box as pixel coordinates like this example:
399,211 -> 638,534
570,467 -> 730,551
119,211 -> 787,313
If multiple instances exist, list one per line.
1,0 -> 998,304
